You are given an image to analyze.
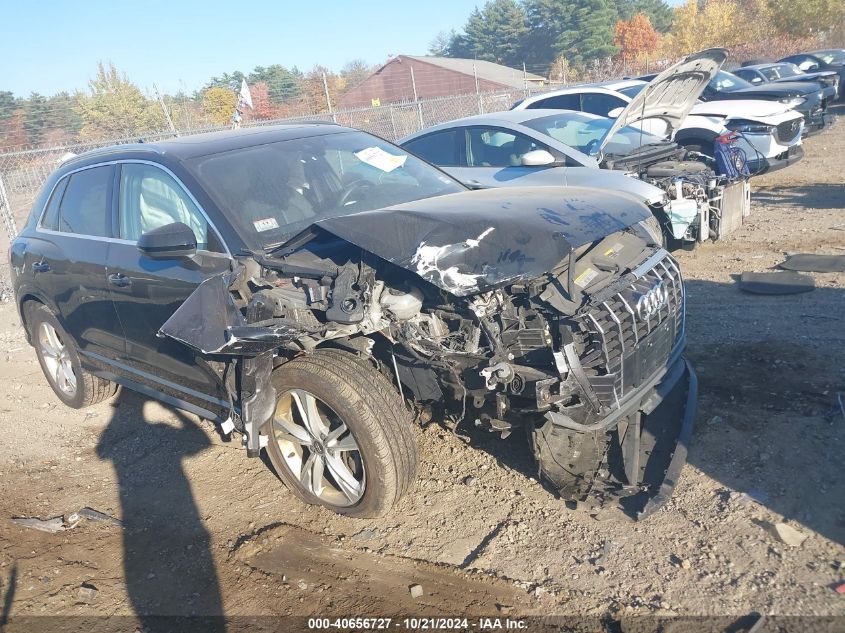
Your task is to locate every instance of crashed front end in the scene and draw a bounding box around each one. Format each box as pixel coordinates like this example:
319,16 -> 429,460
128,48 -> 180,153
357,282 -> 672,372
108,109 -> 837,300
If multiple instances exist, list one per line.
162,187 -> 697,518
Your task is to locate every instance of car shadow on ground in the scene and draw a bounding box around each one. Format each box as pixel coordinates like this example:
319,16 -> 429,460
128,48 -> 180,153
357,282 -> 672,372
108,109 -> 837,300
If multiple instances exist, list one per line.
95,390 -> 226,631
460,278 -> 845,546
752,183 -> 845,211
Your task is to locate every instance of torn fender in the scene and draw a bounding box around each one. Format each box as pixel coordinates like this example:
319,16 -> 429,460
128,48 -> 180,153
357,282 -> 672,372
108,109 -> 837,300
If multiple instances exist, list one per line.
312,186 -> 651,296
158,271 -> 300,356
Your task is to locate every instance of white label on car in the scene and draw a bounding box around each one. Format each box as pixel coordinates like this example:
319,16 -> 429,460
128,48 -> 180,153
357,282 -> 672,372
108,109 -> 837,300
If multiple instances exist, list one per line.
574,267 -> 599,288
253,217 -> 279,232
355,146 -> 407,172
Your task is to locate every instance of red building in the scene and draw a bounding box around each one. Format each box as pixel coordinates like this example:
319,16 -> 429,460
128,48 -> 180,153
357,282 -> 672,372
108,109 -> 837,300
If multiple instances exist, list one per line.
338,56 -> 545,109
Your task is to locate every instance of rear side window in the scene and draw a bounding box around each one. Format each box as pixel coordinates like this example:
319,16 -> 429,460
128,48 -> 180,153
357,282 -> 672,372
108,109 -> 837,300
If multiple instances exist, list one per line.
403,130 -> 463,166
40,177 -> 69,231
526,94 -> 580,110
57,166 -> 113,237
581,93 -> 626,117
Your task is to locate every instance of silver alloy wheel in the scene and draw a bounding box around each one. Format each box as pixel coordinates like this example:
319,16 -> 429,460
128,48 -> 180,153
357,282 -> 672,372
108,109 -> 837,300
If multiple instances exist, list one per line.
271,389 -> 366,506
38,322 -> 77,396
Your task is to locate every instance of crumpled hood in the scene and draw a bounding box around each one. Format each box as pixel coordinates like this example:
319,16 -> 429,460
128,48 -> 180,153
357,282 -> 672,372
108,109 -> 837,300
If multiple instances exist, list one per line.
311,186 -> 651,296
596,48 -> 727,156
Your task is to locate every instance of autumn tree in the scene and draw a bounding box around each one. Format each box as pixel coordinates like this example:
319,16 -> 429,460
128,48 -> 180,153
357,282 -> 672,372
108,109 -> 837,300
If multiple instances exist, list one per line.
619,0 -> 674,33
298,66 -> 342,113
248,65 -> 300,103
614,12 -> 660,61
340,59 -> 373,90
663,0 -> 743,55
201,86 -> 237,125
765,0 -> 845,38
245,82 -> 276,120
77,62 -> 166,139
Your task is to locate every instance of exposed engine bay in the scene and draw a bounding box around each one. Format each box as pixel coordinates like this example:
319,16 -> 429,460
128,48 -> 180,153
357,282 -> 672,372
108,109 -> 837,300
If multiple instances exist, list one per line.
604,141 -> 750,244
160,188 -> 697,518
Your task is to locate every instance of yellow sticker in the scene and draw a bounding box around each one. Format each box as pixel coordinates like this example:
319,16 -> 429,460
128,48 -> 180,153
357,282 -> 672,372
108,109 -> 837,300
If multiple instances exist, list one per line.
603,242 -> 625,258
574,268 -> 599,288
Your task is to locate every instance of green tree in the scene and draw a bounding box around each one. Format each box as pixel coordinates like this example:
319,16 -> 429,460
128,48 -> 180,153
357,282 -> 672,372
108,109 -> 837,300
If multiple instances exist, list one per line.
459,0 -> 530,66
248,64 -> 300,103
205,71 -> 246,93
619,0 -> 674,33
23,92 -> 49,145
525,0 -> 620,68
77,62 -> 166,139
429,30 -> 459,56
0,91 -> 18,121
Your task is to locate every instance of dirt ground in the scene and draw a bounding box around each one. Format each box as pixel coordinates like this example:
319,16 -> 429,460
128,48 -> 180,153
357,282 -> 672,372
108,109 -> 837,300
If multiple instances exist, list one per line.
0,111 -> 843,630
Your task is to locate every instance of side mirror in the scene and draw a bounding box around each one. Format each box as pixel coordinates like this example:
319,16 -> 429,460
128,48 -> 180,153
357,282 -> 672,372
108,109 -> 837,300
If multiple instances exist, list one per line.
750,76 -> 763,84
607,106 -> 624,118
137,222 -> 197,259
521,149 -> 557,166
798,61 -> 816,71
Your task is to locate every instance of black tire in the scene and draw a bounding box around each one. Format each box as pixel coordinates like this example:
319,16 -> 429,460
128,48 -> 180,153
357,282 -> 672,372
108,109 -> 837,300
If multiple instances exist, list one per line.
26,302 -> 119,409
529,419 -> 609,499
264,348 -> 417,518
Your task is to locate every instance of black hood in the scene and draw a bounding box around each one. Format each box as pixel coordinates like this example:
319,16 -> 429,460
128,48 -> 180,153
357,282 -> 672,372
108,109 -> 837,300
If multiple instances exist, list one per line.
309,187 -> 651,297
714,81 -> 818,99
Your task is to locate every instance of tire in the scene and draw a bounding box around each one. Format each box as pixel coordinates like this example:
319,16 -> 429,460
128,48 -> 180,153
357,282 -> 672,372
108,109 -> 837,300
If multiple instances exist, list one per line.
26,302 -> 119,409
529,419 -> 609,499
264,348 -> 417,518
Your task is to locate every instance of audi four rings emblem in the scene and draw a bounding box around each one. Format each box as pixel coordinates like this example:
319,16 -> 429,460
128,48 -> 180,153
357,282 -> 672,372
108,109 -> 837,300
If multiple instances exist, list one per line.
636,281 -> 669,320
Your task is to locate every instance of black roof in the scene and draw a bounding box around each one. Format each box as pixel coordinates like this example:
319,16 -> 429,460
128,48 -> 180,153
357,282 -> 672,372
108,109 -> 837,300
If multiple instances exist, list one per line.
63,123 -> 349,168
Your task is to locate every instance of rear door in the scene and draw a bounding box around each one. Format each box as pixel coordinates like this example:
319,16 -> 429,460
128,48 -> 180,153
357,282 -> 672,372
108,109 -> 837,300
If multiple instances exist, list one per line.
105,161 -> 232,410
29,164 -> 125,365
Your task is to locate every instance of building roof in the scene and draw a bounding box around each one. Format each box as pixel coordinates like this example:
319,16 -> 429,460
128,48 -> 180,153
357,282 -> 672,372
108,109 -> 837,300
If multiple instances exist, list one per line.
402,56 -> 545,88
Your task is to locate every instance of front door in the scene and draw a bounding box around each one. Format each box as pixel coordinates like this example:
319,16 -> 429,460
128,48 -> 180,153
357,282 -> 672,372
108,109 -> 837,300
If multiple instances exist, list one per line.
105,162 -> 231,410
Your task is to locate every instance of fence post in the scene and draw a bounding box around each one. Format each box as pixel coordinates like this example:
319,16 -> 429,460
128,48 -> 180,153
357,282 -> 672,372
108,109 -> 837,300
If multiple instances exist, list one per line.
0,173 -> 18,241
322,73 -> 337,123
473,63 -> 484,115
523,62 -> 528,97
389,105 -> 398,140
410,66 -> 424,128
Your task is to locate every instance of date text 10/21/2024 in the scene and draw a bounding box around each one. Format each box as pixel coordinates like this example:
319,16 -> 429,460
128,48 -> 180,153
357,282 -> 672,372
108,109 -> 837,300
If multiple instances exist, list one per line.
307,617 -> 529,630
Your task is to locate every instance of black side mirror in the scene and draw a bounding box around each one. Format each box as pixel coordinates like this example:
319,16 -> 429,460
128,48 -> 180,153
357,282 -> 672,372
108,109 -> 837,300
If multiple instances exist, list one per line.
137,222 -> 197,259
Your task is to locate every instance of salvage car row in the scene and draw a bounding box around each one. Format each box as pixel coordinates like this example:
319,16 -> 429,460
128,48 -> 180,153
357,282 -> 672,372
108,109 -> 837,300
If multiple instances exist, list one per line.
8,48 -> 836,523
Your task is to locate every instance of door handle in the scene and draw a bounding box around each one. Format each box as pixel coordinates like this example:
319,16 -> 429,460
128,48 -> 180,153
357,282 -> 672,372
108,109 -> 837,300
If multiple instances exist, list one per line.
108,273 -> 132,288
32,261 -> 51,273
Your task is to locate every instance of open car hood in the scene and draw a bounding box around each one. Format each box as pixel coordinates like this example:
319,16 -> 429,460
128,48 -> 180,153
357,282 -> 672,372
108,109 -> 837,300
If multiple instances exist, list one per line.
310,187 -> 651,297
596,48 -> 728,157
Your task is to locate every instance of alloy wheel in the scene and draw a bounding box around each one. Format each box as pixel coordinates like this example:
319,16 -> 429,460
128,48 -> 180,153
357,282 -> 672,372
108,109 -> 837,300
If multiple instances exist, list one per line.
38,322 -> 77,396
271,389 -> 366,506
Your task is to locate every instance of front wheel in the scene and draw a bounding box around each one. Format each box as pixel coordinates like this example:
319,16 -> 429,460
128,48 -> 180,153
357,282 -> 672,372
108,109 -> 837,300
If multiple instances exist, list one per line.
264,349 -> 417,518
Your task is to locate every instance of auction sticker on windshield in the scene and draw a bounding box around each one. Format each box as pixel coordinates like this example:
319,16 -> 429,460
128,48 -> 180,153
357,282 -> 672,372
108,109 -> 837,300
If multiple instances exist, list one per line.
253,217 -> 280,232
355,146 -> 407,172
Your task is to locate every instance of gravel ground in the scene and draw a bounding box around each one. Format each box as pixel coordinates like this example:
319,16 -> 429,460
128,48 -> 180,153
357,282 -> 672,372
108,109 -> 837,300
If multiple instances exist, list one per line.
0,114 -> 843,627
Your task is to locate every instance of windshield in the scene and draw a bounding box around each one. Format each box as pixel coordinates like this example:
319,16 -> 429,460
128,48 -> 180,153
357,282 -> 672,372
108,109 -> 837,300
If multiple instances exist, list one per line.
522,112 -> 664,157
187,130 -> 465,249
709,70 -> 755,92
817,50 -> 845,65
617,84 -> 646,98
770,63 -> 801,78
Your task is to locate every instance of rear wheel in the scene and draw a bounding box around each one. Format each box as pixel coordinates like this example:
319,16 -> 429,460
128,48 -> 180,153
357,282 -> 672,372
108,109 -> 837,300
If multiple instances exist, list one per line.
264,349 -> 417,518
27,303 -> 118,408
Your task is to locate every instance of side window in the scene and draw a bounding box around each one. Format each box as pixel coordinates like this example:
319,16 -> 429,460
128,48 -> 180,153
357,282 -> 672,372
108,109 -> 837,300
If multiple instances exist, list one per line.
403,130 -> 463,166
57,166 -> 113,237
40,177 -> 69,231
527,94 -> 580,110
119,163 -> 223,253
581,93 -> 626,117
466,127 -> 552,167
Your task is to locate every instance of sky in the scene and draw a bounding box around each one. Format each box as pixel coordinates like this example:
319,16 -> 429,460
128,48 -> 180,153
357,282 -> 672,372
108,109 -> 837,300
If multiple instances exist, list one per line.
0,0 -> 493,97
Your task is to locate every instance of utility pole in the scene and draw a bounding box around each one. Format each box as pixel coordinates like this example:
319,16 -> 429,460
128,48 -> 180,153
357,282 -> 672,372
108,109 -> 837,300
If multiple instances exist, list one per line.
410,66 -> 423,127
322,72 -> 336,122
523,62 -> 528,97
153,84 -> 178,137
